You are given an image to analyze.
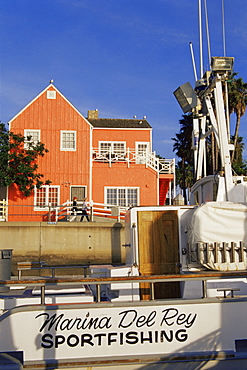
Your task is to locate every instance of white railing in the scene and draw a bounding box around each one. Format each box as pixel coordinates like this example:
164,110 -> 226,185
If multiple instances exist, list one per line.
0,200 -> 7,221
159,158 -> 175,174
92,147 -> 175,174
55,201 -> 128,223
2,201 -> 128,223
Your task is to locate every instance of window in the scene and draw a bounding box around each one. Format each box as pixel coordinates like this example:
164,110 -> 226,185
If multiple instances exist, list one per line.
35,186 -> 59,209
99,141 -> 126,159
24,130 -> 40,148
60,131 -> 76,151
113,142 -> 125,158
100,142 -> 111,155
47,90 -> 56,99
105,187 -> 139,207
71,186 -> 86,201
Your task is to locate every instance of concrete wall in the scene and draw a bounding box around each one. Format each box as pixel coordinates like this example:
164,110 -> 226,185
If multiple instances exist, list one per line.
0,221 -> 125,276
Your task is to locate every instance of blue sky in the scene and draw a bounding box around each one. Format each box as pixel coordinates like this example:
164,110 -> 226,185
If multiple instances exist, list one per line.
1,0 -> 247,160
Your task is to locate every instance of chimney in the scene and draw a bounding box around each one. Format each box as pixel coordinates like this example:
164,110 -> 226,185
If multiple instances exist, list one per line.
87,109 -> 99,119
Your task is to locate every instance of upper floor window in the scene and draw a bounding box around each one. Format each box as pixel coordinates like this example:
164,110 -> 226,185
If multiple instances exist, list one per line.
24,129 -> 40,149
34,185 -> 60,210
99,141 -> 126,159
60,131 -> 76,151
47,90 -> 56,99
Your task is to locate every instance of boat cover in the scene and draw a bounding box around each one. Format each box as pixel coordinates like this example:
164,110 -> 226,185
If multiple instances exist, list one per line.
186,201 -> 247,271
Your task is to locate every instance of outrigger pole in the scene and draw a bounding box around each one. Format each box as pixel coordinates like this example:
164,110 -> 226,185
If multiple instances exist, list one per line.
198,0 -> 203,78
222,0 -> 226,56
204,0 -> 211,68
189,42 -> 198,81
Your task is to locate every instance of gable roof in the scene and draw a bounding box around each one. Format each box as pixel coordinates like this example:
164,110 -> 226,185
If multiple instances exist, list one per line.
7,82 -> 152,130
8,83 -> 93,128
88,118 -> 152,129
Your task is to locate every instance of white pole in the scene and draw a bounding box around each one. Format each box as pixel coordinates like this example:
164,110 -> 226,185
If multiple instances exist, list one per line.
189,42 -> 198,81
204,0 -> 211,67
222,0 -> 226,56
198,0 -> 203,78
173,158 -> 176,200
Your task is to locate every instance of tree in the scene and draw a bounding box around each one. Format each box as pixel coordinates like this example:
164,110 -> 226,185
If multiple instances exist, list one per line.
175,160 -> 194,195
228,74 -> 247,161
172,114 -> 193,203
231,136 -> 247,175
0,123 -> 51,197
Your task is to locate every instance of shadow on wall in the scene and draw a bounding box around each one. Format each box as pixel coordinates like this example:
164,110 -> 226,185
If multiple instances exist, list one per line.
5,221 -> 126,275
111,222 -> 123,264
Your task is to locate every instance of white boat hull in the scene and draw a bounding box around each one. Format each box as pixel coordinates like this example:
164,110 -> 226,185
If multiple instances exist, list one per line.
1,296 -> 247,368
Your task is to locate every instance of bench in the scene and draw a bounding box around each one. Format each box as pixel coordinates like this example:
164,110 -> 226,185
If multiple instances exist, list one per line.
17,262 -> 89,279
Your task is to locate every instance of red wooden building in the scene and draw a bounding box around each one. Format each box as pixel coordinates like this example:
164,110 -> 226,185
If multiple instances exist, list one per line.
6,83 -> 174,221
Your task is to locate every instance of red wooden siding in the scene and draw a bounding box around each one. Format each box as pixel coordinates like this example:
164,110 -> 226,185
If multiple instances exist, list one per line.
8,86 -> 91,221
93,128 -> 151,147
92,164 -> 157,206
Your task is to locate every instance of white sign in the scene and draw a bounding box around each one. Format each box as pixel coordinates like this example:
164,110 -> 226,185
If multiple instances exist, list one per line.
1,301 -> 247,362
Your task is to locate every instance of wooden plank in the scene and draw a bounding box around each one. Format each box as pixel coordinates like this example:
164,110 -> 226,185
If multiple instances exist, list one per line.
138,210 -> 181,300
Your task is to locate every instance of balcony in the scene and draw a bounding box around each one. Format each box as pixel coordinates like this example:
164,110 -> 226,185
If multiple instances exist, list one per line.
92,147 -> 175,174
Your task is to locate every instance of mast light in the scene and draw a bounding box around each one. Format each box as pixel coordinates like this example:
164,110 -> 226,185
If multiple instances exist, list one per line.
211,57 -> 234,72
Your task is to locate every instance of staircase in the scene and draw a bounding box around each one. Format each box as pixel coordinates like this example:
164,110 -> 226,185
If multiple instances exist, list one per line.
159,178 -> 170,205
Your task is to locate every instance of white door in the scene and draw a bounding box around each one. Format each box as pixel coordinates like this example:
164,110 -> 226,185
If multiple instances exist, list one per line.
135,142 -> 149,164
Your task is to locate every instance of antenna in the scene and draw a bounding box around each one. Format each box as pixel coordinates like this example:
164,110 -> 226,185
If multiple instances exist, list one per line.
222,0 -> 226,56
189,42 -> 198,81
204,0 -> 211,68
198,0 -> 203,78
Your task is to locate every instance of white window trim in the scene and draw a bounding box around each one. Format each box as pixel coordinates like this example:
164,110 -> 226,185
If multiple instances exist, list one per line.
135,142 -> 150,152
104,186 -> 139,207
24,129 -> 40,149
60,130 -> 77,151
99,141 -> 126,153
34,185 -> 60,211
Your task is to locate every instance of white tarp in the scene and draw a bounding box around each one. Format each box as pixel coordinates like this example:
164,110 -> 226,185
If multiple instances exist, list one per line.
186,201 -> 247,270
